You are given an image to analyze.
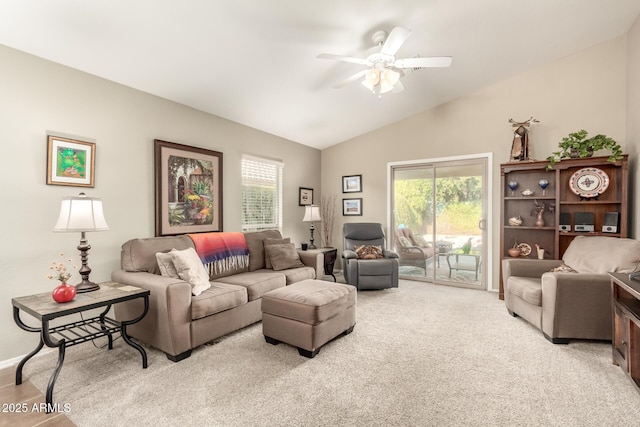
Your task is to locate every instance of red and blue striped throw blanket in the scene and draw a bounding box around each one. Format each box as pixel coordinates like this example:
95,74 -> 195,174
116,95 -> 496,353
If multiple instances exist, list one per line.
188,232 -> 249,275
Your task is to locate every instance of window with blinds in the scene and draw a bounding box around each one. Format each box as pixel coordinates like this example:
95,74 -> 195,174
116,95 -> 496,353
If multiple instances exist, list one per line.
241,155 -> 283,232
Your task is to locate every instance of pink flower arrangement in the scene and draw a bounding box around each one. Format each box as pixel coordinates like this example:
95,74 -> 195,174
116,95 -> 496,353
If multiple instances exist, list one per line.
47,253 -> 77,283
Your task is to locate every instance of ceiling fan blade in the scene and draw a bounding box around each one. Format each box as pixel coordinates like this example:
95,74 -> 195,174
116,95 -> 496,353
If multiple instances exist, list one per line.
380,26 -> 411,56
392,80 -> 405,94
317,53 -> 368,66
333,69 -> 369,88
393,56 -> 453,69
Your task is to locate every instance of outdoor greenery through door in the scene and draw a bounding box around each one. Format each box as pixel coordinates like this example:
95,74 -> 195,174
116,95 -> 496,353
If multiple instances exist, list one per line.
391,156 -> 488,288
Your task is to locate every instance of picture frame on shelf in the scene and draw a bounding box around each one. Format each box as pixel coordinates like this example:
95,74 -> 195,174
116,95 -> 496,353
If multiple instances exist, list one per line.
299,187 -> 313,206
46,135 -> 96,187
342,198 -> 362,216
342,174 -> 362,193
154,139 -> 223,236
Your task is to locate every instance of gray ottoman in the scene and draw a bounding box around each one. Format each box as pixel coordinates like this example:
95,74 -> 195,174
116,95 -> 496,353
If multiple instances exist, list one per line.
261,279 -> 356,358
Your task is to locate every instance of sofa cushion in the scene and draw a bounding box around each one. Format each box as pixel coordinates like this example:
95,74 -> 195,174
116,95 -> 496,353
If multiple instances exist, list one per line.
264,237 -> 290,269
121,235 -> 194,274
281,266 -> 316,284
244,230 -> 283,271
191,283 -> 248,320
563,236 -> 640,274
266,243 -> 305,271
214,270 -> 286,301
170,247 -> 211,296
156,252 -> 179,278
397,236 -> 412,248
507,276 -> 542,306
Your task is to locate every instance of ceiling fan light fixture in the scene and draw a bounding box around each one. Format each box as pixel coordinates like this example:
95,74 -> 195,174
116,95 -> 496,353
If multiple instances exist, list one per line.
363,68 -> 400,94
365,68 -> 380,84
384,69 -> 400,85
318,25 -> 452,95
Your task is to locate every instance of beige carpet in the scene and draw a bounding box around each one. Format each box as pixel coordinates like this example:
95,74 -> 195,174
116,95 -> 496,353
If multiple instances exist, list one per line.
20,280 -> 640,426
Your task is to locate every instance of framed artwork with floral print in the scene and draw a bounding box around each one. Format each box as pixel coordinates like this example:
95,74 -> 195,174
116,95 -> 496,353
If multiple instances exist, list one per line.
154,139 -> 223,236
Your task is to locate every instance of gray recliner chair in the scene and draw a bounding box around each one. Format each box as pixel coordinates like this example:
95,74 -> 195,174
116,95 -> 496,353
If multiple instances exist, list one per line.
342,223 -> 399,290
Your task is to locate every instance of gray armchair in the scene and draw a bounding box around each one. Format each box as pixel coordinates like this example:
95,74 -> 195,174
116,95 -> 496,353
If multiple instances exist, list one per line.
502,236 -> 640,344
342,223 -> 399,290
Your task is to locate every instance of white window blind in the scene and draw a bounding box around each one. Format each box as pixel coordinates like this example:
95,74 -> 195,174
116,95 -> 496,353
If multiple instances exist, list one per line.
241,155 -> 283,232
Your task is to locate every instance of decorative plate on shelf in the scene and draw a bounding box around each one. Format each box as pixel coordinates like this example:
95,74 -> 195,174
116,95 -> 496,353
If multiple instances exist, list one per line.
569,167 -> 609,198
517,243 -> 531,257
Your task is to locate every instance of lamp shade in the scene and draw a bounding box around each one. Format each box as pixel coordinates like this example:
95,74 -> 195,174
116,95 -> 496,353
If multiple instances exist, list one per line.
302,205 -> 322,222
54,193 -> 109,232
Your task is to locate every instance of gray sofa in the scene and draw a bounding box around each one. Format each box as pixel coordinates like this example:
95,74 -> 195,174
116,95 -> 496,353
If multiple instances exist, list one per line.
502,236 -> 640,343
112,230 -> 324,361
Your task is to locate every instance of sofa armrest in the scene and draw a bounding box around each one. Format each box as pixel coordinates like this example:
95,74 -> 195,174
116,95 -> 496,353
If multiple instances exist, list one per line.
111,269 -> 193,357
540,272 -> 612,340
502,258 -> 562,280
297,250 -> 324,279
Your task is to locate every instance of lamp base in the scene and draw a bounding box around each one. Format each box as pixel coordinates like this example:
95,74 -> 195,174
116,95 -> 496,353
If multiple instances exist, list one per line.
308,244 -> 317,250
75,280 -> 100,293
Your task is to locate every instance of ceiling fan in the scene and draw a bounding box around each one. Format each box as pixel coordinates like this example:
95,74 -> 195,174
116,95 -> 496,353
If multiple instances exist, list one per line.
318,26 -> 452,96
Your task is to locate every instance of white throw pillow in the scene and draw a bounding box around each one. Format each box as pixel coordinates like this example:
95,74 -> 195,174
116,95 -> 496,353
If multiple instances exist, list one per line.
169,247 -> 211,296
156,251 -> 179,278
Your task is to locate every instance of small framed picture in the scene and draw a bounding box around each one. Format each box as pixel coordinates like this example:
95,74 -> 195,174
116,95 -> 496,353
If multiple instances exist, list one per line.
46,136 -> 96,187
299,187 -> 313,206
342,175 -> 362,193
343,198 -> 363,216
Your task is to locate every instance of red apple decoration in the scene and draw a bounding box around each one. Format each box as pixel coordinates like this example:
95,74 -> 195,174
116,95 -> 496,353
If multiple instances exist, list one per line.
52,283 -> 76,303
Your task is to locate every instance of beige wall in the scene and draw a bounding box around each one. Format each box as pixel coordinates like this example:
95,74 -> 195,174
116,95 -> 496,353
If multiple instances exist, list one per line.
0,45 -> 320,362
627,15 -> 640,236
322,36 -> 632,290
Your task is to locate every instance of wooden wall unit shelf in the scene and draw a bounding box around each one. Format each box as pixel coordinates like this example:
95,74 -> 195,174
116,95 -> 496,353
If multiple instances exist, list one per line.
499,155 -> 629,299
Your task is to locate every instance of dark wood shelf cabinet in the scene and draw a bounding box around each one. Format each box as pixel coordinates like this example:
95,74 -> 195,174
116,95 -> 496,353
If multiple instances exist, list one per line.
499,155 -> 629,299
610,272 -> 640,395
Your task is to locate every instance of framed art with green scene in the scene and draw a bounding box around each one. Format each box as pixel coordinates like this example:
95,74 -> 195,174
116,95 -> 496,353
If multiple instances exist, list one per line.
46,135 -> 95,187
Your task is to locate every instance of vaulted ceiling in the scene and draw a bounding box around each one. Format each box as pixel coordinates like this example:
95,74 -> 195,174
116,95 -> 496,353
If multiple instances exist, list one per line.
1,1 -> 639,149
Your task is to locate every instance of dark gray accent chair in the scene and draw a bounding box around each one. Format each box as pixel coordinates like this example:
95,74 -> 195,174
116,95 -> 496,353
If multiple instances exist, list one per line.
342,223 -> 399,290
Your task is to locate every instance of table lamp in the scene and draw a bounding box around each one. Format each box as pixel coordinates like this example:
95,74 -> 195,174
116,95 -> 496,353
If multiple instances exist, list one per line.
53,192 -> 109,293
302,205 -> 322,249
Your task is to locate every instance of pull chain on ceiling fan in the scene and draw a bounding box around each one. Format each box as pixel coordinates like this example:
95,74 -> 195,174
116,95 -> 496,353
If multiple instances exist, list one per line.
318,26 -> 452,97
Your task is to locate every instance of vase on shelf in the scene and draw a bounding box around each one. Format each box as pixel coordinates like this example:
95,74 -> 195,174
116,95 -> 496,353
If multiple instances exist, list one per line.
538,179 -> 549,196
535,211 -> 545,227
508,247 -> 522,257
52,283 -> 76,303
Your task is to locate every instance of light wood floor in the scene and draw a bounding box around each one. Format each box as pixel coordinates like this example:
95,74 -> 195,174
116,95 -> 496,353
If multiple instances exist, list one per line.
0,367 -> 74,426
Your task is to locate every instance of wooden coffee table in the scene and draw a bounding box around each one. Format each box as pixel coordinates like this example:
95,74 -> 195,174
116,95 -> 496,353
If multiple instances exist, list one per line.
12,281 -> 149,412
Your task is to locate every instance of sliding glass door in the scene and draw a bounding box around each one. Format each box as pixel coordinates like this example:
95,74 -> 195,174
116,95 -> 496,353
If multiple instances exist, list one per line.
390,156 -> 489,289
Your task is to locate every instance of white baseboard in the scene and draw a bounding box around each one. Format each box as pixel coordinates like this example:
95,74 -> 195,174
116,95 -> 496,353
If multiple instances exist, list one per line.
0,348 -> 54,370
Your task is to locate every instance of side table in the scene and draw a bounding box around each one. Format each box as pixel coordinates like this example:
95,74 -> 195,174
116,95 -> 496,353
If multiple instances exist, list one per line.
301,248 -> 337,281
12,281 -> 150,412
609,272 -> 640,395
446,251 -> 481,280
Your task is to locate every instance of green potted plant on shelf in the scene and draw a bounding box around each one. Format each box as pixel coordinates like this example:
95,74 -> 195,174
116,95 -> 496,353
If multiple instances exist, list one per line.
546,129 -> 623,169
